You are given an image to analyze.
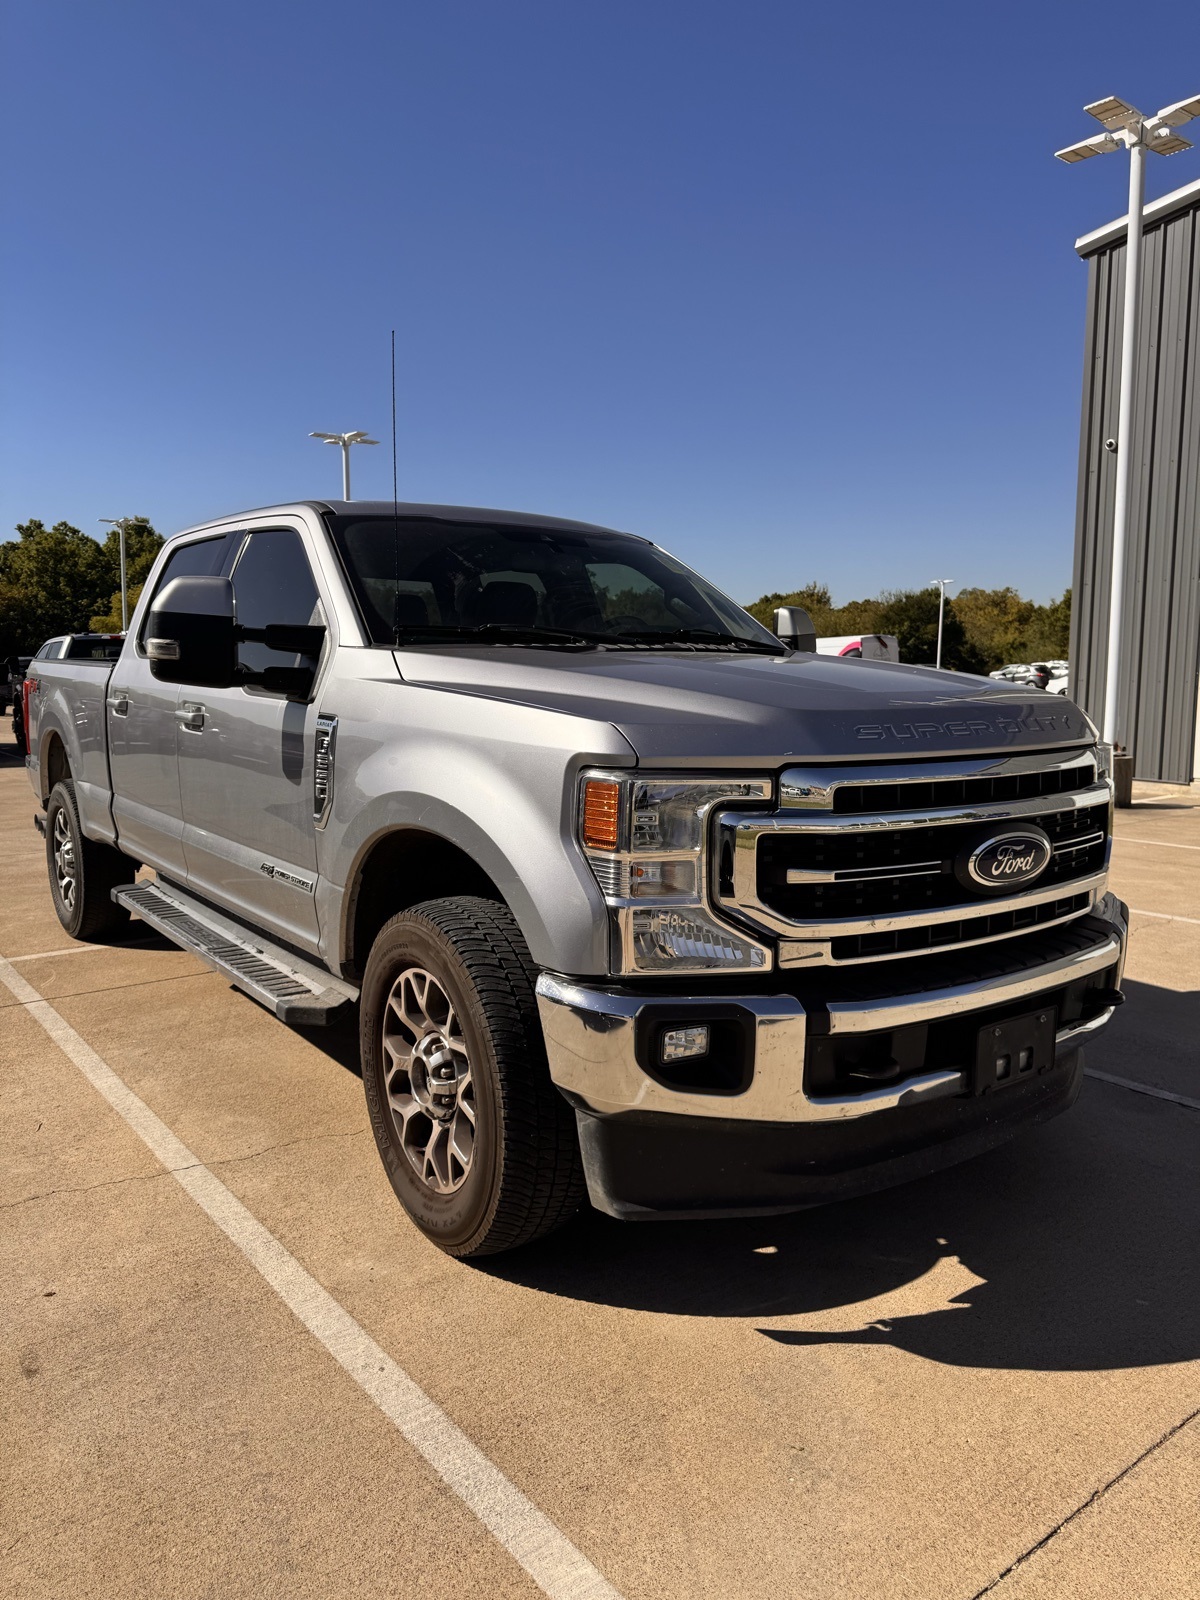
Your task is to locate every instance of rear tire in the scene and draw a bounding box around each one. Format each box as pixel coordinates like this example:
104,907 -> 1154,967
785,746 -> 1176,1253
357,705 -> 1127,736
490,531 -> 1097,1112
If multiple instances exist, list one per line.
360,896 -> 585,1258
45,780 -> 132,941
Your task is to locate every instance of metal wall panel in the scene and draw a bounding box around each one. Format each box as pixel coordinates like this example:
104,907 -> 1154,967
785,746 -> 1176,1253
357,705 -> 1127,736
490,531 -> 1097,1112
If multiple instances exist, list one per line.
1072,196 -> 1200,783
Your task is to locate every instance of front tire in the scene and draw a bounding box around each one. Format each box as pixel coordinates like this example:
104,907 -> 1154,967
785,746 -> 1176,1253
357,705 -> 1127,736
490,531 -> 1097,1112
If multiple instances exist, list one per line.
45,780 -> 131,940
360,897 -> 584,1258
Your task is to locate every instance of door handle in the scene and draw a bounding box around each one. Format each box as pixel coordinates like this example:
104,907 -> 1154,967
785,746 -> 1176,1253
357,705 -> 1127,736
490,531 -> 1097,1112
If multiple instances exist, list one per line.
177,702 -> 206,731
106,694 -> 130,717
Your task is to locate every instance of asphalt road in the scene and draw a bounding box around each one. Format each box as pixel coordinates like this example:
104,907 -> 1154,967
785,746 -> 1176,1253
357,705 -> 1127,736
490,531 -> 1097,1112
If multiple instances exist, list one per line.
3,739 -> 1198,1600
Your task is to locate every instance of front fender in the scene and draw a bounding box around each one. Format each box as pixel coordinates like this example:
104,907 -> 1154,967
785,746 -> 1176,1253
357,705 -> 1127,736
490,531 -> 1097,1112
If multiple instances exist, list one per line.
317,677 -> 637,976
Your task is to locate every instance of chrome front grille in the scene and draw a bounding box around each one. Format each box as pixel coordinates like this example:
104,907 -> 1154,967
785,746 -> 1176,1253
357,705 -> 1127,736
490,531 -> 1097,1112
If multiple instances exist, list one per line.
758,802 -> 1108,922
714,749 -> 1112,966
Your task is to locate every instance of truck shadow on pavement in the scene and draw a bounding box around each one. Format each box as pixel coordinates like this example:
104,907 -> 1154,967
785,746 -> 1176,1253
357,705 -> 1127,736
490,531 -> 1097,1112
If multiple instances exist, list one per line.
482,976 -> 1199,1373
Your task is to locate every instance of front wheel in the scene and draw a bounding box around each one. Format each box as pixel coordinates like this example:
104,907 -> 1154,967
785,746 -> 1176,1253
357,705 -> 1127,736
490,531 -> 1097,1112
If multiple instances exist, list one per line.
359,897 -> 585,1258
45,781 -> 131,940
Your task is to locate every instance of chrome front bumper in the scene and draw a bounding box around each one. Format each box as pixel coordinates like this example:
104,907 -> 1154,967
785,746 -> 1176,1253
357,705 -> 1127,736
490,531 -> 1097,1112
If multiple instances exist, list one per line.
536,897 -> 1127,1125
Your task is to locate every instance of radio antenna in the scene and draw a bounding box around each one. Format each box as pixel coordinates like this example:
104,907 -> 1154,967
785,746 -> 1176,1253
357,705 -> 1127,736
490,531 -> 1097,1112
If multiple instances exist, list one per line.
391,329 -> 400,605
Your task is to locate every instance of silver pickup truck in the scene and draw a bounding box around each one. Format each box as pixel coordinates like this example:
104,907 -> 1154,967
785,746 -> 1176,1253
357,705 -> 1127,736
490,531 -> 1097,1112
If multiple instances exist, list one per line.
26,500 -> 1127,1257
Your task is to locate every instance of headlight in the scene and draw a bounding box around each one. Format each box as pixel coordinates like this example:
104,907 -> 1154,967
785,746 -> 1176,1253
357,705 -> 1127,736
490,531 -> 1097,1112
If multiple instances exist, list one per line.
1093,742 -> 1114,783
578,772 -> 773,974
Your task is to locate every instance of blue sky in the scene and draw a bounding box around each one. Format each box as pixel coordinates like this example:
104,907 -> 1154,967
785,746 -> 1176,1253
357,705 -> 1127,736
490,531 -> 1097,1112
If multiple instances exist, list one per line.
3,2 -> 1198,605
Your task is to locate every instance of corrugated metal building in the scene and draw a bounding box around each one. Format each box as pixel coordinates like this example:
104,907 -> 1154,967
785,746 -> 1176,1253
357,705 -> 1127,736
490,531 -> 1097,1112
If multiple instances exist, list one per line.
1071,175 -> 1200,784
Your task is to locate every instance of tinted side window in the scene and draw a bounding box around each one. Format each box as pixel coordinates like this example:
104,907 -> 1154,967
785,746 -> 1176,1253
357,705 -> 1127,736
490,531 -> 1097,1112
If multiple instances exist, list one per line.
65,638 -> 125,660
140,534 -> 233,643
231,529 -> 322,677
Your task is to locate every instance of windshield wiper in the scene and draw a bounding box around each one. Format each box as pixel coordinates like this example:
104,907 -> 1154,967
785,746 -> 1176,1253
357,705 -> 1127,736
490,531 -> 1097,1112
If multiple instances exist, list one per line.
391,622 -> 788,654
392,622 -> 615,650
611,628 -> 788,654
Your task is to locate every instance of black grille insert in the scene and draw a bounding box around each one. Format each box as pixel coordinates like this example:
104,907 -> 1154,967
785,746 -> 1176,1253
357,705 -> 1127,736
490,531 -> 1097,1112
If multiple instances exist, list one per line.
828,759 -> 1096,814
829,892 -> 1092,962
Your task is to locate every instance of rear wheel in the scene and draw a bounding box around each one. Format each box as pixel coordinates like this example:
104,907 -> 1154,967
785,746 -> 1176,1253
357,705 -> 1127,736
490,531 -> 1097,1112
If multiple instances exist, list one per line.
360,897 -> 584,1258
45,780 -> 131,940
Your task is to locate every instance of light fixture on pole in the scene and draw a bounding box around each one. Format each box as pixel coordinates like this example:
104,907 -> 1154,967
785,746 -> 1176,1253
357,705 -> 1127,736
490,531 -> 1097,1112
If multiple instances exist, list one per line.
1055,93 -> 1200,751
98,518 -> 131,631
932,578 -> 954,669
309,430 -> 379,500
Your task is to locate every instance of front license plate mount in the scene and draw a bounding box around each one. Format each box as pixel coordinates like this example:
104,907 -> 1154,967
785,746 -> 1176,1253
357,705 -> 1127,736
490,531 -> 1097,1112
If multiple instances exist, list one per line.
974,1006 -> 1058,1094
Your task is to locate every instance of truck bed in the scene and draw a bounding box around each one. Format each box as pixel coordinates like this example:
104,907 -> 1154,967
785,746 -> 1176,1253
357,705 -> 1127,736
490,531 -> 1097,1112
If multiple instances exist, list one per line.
26,656 -> 119,844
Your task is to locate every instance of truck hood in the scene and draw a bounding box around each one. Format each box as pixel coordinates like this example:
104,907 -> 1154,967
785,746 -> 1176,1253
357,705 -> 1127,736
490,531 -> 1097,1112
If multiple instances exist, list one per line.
392,647 -> 1095,764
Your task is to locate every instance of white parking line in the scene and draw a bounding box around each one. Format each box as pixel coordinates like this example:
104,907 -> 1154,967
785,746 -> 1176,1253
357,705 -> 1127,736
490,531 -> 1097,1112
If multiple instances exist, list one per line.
0,954 -> 623,1600
1116,837 -> 1200,852
1084,1069 -> 1200,1112
7,943 -> 112,962
1129,908 -> 1200,927
7,934 -> 163,960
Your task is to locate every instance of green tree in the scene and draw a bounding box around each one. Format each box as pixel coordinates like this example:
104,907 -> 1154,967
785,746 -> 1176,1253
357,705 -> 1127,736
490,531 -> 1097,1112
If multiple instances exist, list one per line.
951,586 -> 1071,671
953,587 -> 1036,671
0,521 -> 115,657
90,582 -> 148,634
873,588 -> 984,673
744,580 -> 1064,672
821,596 -> 887,638
745,584 -> 832,632
0,578 -> 35,663
90,517 -> 163,631
1023,589 -> 1071,662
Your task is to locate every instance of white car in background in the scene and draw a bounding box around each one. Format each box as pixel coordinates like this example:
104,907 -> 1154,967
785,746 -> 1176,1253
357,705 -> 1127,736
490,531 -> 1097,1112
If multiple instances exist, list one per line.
815,633 -> 900,661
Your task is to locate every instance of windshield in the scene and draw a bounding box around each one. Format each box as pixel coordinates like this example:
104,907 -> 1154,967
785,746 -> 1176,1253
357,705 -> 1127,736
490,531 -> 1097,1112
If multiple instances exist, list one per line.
327,516 -> 783,651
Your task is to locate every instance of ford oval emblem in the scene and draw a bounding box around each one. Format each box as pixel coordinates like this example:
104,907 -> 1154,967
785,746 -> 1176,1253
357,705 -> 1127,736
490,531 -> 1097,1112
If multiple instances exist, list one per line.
965,828 -> 1052,891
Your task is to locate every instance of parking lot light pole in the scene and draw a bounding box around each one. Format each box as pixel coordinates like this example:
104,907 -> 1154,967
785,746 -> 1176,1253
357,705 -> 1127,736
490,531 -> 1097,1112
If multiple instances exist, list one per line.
1055,93 -> 1200,750
932,578 -> 953,669
309,430 -> 379,500
98,518 -> 130,631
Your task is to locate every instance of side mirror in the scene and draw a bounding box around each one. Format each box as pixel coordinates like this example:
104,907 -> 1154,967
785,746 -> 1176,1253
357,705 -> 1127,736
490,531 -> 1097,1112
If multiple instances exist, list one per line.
148,577 -> 238,687
147,576 -> 327,696
774,606 -> 816,653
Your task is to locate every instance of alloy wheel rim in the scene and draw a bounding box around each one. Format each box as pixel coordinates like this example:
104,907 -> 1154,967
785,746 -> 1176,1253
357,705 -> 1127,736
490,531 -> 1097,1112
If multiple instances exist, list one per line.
52,808 -> 77,913
381,966 -> 476,1194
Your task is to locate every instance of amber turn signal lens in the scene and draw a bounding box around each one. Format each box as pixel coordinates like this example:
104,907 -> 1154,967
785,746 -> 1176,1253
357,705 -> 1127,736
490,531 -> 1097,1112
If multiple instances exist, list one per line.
582,779 -> 621,850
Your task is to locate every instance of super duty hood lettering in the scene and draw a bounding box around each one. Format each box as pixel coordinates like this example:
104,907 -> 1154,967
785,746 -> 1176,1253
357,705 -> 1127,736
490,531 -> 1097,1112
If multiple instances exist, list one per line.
393,649 -> 1091,761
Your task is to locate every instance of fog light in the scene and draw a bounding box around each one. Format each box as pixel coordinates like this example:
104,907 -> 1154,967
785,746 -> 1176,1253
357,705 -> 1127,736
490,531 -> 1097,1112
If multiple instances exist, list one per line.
661,1025 -> 710,1064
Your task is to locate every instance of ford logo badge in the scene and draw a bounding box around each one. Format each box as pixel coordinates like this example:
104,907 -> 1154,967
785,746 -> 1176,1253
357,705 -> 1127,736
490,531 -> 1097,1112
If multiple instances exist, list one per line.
963,827 -> 1052,893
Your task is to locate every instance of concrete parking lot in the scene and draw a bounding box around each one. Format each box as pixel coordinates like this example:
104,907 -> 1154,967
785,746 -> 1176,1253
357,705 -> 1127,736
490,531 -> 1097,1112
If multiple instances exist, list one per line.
2,740 -> 1197,1600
